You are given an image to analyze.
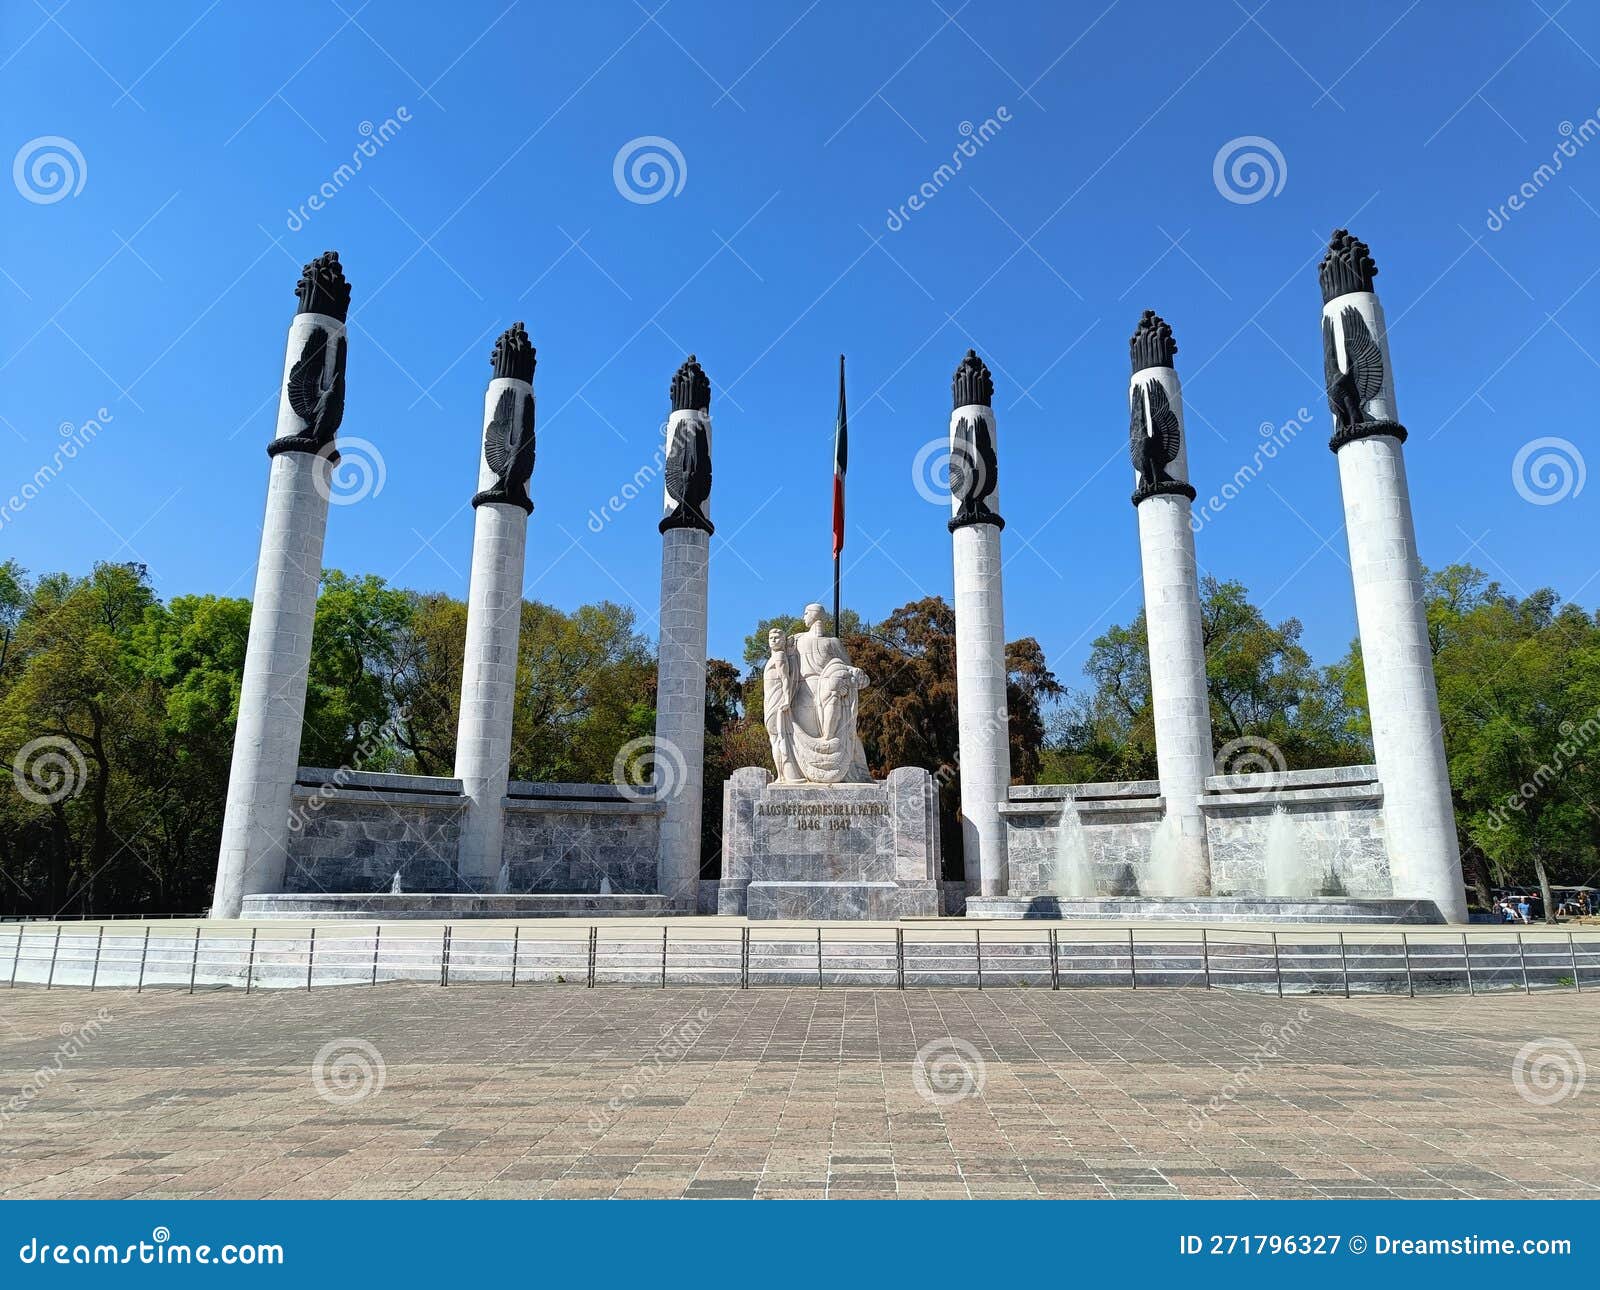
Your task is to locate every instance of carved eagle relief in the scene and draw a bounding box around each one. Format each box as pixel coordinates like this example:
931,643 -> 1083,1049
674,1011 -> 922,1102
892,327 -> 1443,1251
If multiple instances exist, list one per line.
286,325 -> 347,451
483,387 -> 535,509
1323,305 -> 1385,433
949,412 -> 998,525
1130,378 -> 1181,492
663,413 -> 712,530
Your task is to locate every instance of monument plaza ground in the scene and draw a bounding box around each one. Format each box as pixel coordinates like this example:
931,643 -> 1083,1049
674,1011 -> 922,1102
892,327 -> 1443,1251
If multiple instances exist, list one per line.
2,984 -> 1595,1201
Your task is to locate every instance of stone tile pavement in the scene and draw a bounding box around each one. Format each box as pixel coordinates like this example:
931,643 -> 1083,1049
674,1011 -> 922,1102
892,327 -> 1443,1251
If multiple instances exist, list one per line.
0,983 -> 1595,1199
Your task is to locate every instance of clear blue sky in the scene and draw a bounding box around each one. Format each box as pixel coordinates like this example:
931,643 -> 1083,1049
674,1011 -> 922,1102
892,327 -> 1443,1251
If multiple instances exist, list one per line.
4,1 -> 1597,688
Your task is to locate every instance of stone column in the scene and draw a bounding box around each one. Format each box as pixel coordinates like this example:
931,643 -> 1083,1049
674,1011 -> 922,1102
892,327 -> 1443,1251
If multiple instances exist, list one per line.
1129,311 -> 1212,896
653,356 -> 713,912
1320,229 -> 1467,923
212,252 -> 351,918
948,350 -> 1011,898
453,322 -> 537,892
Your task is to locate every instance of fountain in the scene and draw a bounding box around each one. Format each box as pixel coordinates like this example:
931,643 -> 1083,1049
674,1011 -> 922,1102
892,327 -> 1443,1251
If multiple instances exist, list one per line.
1143,814 -> 1185,897
599,875 -> 613,896
389,870 -> 402,895
1263,806 -> 1314,899
495,859 -> 510,894
1047,800 -> 1097,898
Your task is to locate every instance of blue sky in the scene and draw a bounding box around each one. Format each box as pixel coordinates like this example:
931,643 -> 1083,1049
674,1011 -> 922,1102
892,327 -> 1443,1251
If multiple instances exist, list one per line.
3,0 -> 1598,689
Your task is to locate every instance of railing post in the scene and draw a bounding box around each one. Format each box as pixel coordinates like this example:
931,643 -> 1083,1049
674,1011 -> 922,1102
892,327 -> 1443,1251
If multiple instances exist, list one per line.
189,925 -> 202,994
1517,930 -> 1531,994
1048,928 -> 1059,991
742,926 -> 751,990
1129,928 -> 1137,990
137,925 -> 150,993
46,925 -> 62,990
976,928 -> 984,990
1270,931 -> 1282,998
660,925 -> 668,988
245,927 -> 256,994
370,926 -> 380,987
511,926 -> 520,988
896,927 -> 905,991
440,926 -> 450,987
306,926 -> 316,991
1200,928 -> 1210,990
89,925 -> 104,992
1401,932 -> 1414,998
1462,932 -> 1474,996
1338,931 -> 1350,998
8,925 -> 22,987
816,926 -> 823,988
1568,932 -> 1582,993
586,926 -> 597,988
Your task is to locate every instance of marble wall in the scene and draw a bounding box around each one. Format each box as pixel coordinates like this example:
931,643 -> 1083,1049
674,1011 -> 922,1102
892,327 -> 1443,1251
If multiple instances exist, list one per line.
1001,766 -> 1392,899
282,769 -> 661,895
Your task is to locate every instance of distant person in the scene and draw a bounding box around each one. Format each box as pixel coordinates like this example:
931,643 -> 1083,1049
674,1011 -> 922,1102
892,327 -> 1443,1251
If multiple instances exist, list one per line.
1517,898 -> 1531,924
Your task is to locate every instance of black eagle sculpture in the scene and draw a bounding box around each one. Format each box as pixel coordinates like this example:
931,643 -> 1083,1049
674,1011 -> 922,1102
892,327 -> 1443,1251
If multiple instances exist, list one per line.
1129,379 -> 1181,497
949,412 -> 1000,530
282,325 -> 346,456
473,322 -> 536,511
1317,229 -> 1404,449
661,355 -> 713,535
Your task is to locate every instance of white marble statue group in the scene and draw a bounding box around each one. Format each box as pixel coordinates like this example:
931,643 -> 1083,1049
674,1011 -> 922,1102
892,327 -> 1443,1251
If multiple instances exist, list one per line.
762,604 -> 872,785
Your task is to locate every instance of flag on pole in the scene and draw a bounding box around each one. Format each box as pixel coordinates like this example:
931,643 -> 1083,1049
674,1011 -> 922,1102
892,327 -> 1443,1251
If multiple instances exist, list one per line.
832,355 -> 848,559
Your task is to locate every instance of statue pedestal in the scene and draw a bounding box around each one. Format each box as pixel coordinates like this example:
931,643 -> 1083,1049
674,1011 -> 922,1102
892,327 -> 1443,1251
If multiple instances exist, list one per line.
718,766 -> 941,919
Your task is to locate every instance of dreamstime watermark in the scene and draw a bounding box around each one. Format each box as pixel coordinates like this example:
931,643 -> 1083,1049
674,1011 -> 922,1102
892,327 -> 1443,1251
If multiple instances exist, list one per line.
1214,735 -> 1287,786
612,735 -> 685,802
13,135 -> 86,204
612,136 -> 686,204
18,1228 -> 284,1266
587,1007 -> 713,1132
1511,436 -> 1584,506
1212,135 -> 1286,205
0,408 -> 114,533
1184,1009 -> 1313,1132
1511,1038 -> 1587,1106
312,437 -> 387,506
911,436 -> 956,506
586,433 -> 669,532
310,1037 -> 387,1105
10,735 -> 89,806
285,109 -> 411,231
912,1037 -> 987,1105
1485,110 -> 1600,231
287,716 -> 405,834
884,109 -> 1012,232
1189,408 -> 1312,533
0,1008 -> 112,1127
1486,707 -> 1600,832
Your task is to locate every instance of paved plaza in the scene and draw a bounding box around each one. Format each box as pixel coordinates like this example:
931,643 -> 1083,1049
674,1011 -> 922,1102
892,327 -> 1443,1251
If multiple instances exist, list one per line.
0,983 -> 1595,1199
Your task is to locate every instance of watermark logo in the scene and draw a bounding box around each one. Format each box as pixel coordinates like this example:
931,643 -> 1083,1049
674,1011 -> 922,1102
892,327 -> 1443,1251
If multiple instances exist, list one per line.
612,735 -> 685,802
314,437 -> 387,506
311,1037 -> 387,1105
1214,735 -> 1287,785
1212,135 -> 1286,205
1185,1009 -> 1313,1132
884,108 -> 1011,232
612,136 -> 686,205
285,108 -> 411,231
1189,408 -> 1311,534
1486,111 -> 1600,231
13,136 -> 87,204
1512,436 -> 1584,505
588,1007 -> 713,1132
1511,1038 -> 1586,1106
911,436 -> 968,506
11,735 -> 88,805
0,407 -> 114,534
911,1037 -> 987,1105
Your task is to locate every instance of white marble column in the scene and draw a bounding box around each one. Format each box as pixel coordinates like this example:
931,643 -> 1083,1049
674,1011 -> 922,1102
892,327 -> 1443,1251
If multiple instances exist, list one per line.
654,357 -> 713,911
453,323 -> 536,892
948,350 -> 1011,898
1321,229 -> 1467,923
1129,311 -> 1212,896
213,252 -> 351,918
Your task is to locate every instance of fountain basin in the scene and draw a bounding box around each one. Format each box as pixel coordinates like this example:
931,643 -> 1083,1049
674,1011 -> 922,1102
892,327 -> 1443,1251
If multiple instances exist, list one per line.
963,894 -> 1444,923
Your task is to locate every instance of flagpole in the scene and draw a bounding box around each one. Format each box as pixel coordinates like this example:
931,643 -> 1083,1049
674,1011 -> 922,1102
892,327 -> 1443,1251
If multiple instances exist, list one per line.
833,354 -> 845,637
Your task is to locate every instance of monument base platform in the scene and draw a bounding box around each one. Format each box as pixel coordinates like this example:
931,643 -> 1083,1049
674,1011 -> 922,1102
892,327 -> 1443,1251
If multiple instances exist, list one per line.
239,892 -> 674,919
964,894 -> 1444,923
718,766 -> 942,920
